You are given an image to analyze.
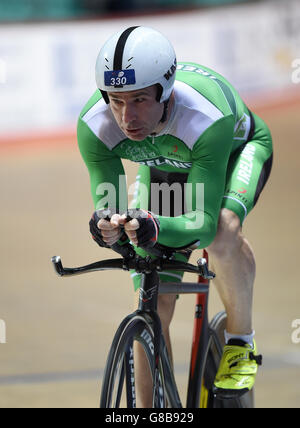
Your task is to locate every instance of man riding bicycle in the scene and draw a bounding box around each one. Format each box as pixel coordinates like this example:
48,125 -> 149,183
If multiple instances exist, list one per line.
78,26 -> 273,406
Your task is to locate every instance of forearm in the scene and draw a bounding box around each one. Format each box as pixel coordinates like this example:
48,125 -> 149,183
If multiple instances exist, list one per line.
157,115 -> 235,249
157,211 -> 217,249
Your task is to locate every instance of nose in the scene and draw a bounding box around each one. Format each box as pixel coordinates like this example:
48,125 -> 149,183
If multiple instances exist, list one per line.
122,102 -> 138,125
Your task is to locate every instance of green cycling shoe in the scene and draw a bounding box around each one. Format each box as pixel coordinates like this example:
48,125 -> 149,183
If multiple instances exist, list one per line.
213,339 -> 262,399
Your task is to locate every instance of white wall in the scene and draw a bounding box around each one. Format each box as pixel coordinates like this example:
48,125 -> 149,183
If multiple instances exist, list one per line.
0,0 -> 299,138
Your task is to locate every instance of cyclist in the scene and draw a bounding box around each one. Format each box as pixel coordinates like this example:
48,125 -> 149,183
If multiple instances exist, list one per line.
78,26 -> 273,405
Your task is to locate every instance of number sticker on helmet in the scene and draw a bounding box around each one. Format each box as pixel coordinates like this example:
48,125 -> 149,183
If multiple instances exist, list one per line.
104,69 -> 136,87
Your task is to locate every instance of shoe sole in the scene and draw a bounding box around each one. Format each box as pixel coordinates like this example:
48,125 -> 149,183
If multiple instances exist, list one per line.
213,386 -> 249,400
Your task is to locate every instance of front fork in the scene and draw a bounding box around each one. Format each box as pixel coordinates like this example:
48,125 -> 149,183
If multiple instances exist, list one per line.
138,270 -> 165,407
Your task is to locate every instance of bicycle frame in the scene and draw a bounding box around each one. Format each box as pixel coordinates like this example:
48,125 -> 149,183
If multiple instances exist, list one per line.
135,250 -> 213,408
186,249 -> 210,407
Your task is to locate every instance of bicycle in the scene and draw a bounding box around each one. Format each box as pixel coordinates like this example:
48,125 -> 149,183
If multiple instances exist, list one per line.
51,232 -> 254,408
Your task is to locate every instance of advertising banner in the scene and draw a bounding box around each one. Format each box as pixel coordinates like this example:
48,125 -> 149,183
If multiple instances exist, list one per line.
0,0 -> 299,138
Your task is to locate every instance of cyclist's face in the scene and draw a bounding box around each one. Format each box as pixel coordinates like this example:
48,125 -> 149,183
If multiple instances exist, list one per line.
108,85 -> 164,141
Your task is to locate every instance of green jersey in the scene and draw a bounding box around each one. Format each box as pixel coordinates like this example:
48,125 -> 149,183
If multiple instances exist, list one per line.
78,63 -> 255,249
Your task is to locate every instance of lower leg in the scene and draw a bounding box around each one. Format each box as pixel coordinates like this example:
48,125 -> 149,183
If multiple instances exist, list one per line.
207,211 -> 256,336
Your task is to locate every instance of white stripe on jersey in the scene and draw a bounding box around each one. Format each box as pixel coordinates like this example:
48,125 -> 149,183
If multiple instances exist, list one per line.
82,97 -> 125,150
167,80 -> 224,150
81,80 -> 224,152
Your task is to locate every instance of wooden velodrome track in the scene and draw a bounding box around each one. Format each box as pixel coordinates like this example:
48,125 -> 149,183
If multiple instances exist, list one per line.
0,99 -> 299,408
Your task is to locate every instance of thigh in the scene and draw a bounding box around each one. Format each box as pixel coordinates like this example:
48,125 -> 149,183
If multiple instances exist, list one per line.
222,112 -> 273,225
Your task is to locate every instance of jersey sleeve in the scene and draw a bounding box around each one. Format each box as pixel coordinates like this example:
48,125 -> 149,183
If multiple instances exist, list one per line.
157,115 -> 235,249
77,117 -> 127,212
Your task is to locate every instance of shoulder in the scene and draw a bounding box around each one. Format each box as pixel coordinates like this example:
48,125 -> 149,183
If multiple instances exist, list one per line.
176,62 -> 237,116
172,80 -> 225,150
172,63 -> 238,150
79,90 -> 125,150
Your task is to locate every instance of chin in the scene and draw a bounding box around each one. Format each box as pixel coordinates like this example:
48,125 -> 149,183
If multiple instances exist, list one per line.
131,135 -> 147,141
125,131 -> 148,141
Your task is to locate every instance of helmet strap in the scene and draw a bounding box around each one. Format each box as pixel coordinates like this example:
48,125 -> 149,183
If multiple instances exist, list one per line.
100,90 -> 109,104
160,99 -> 170,123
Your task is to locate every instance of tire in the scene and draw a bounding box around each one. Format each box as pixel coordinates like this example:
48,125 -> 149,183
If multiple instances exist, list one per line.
100,314 -> 167,408
201,311 -> 255,408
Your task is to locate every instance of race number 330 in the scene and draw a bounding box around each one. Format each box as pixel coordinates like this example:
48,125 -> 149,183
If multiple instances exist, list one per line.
104,69 -> 136,87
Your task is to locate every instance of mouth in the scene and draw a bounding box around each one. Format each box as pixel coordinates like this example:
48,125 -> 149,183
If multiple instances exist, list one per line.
125,128 -> 143,136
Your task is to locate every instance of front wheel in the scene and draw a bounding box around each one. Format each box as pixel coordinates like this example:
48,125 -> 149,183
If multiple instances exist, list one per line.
100,314 -> 167,408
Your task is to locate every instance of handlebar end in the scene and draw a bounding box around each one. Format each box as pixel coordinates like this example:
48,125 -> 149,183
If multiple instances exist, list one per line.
51,256 -> 64,276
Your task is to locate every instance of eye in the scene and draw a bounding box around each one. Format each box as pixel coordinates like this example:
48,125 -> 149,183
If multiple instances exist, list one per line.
111,98 -> 123,105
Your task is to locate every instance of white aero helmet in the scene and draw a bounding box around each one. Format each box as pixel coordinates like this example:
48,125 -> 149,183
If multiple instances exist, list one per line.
95,26 -> 177,104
